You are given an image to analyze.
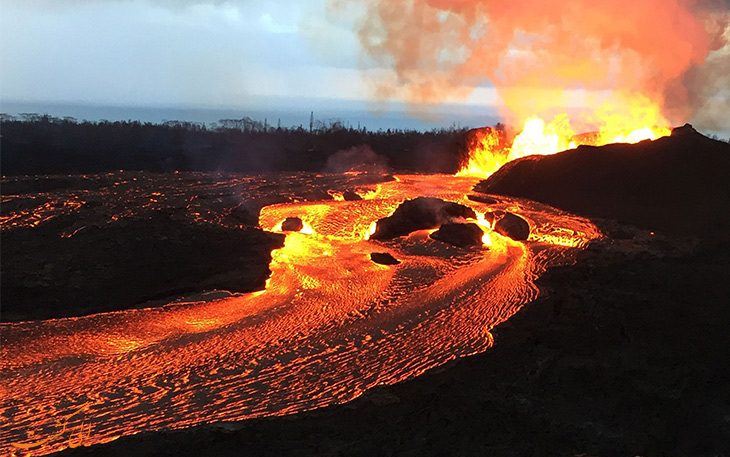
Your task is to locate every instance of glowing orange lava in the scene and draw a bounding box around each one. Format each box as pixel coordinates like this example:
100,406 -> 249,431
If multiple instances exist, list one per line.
0,173 -> 601,456
459,110 -> 672,178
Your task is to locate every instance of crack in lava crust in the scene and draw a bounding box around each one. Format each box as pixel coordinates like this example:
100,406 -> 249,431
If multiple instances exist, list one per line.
0,174 -> 601,456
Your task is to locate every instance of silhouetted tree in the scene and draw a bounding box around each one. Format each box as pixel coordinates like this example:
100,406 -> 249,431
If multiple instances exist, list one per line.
1,116 -> 470,175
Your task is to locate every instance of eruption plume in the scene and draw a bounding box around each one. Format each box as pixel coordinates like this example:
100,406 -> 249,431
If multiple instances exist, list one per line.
336,0 -> 730,136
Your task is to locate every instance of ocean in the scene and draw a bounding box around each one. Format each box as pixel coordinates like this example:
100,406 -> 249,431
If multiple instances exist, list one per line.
0,99 -> 502,132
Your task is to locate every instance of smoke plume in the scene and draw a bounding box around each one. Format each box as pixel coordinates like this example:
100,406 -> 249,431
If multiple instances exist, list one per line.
325,145 -> 390,173
337,0 -> 730,131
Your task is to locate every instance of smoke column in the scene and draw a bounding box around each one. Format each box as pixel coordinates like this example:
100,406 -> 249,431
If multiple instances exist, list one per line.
335,0 -> 730,131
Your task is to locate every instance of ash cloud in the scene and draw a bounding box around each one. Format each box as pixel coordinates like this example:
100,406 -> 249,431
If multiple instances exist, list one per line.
338,0 -> 730,130
671,19 -> 730,132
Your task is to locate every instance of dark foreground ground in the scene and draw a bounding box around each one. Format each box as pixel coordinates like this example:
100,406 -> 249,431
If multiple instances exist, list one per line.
61,224 -> 730,457
0,171 -> 391,321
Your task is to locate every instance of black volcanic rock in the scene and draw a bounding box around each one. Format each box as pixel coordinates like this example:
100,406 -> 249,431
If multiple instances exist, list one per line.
370,197 -> 477,240
370,252 -> 401,265
343,190 -> 363,201
467,194 -> 499,204
494,212 -> 530,241
281,217 -> 304,232
1,214 -> 285,321
430,222 -> 484,247
474,126 -> 730,237
671,123 -> 698,136
481,210 -> 499,228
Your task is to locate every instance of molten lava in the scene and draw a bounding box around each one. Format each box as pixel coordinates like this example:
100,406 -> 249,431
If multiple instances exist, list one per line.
458,114 -> 672,178
1,172 -> 601,456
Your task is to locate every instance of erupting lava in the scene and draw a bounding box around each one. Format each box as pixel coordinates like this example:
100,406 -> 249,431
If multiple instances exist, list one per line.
338,0 -> 729,176
458,114 -> 672,178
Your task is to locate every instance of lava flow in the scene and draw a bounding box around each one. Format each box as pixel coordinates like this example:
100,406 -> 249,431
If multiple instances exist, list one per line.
1,172 -> 600,456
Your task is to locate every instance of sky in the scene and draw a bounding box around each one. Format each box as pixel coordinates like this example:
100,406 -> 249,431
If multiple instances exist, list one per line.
1,0 -> 726,136
0,0 -> 498,127
1,0 -> 360,106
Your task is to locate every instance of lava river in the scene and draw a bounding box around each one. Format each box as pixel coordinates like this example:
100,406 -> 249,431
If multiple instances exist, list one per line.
0,174 -> 601,455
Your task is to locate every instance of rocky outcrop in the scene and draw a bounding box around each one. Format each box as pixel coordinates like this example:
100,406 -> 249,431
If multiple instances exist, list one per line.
494,212 -> 530,241
370,197 -> 476,240
670,123 -> 698,136
429,222 -> 484,247
281,217 -> 304,232
467,194 -> 499,205
370,252 -> 401,265
343,190 -> 363,201
474,126 -> 730,237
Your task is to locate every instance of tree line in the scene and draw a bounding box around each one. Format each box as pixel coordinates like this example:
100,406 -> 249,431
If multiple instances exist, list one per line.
0,113 -> 472,176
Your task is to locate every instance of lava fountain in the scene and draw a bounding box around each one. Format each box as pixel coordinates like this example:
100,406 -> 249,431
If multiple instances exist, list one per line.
338,0 -> 729,175
457,114 -> 673,178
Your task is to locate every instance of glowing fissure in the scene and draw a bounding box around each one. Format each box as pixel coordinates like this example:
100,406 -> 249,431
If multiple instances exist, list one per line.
1,174 -> 601,456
